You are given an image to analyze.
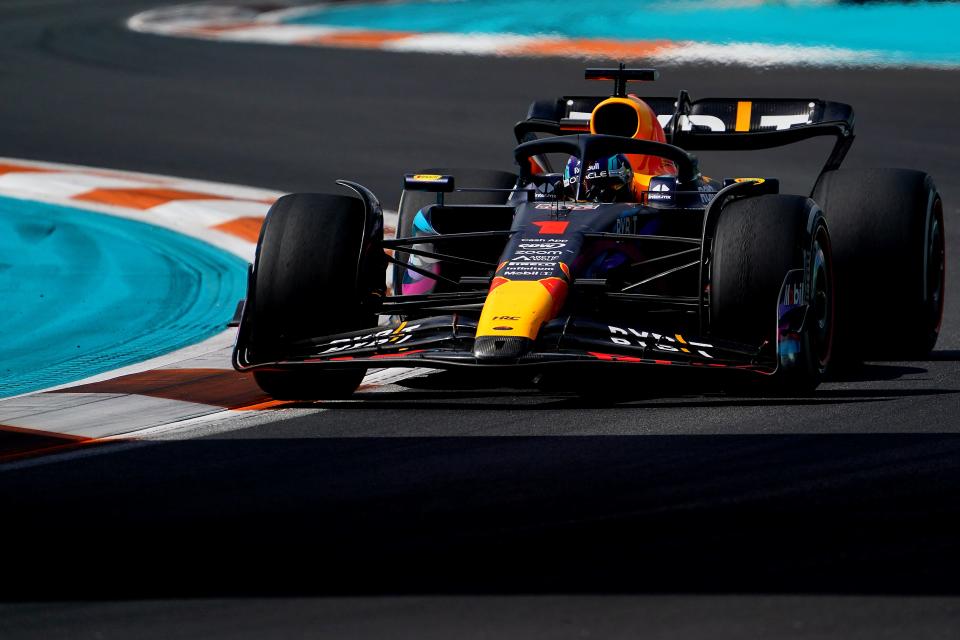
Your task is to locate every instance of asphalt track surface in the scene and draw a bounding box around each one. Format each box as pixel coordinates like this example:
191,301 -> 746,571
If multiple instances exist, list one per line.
2,1 -> 960,638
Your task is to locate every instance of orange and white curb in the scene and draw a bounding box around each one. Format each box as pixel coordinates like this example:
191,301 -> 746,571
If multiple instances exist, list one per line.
0,158 -> 403,464
0,157 -> 283,261
128,4 -> 881,67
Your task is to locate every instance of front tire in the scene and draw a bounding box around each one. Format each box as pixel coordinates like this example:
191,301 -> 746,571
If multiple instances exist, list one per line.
711,194 -> 834,391
249,193 -> 380,399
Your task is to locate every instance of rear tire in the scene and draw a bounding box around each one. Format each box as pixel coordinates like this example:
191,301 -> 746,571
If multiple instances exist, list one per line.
711,194 -> 834,391
394,168 -> 518,293
813,168 -> 944,359
249,193 -> 378,399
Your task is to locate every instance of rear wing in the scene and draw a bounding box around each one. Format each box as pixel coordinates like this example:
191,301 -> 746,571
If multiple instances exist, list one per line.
515,94 -> 855,173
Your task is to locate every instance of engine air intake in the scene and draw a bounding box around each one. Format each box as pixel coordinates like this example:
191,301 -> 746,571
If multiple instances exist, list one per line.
591,101 -> 641,138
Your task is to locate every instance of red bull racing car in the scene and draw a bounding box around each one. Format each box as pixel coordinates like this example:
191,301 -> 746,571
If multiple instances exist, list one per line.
233,65 -> 945,398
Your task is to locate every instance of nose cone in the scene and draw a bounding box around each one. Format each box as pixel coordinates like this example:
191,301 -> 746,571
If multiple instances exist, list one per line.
473,336 -> 532,361
473,278 -> 567,361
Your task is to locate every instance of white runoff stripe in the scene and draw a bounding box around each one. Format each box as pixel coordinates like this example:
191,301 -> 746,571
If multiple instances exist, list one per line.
382,33 -> 540,55
653,41 -> 881,68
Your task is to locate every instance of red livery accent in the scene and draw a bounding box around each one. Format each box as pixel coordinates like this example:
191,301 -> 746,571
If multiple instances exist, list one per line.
533,220 -> 570,235
539,277 -> 569,315
369,350 -> 426,360
588,352 -> 643,363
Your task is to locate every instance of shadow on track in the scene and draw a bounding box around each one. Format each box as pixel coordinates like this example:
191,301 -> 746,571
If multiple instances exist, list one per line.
392,360 -> 932,392
4,428 -> 960,600
926,349 -> 960,361
4,361 -> 958,601
331,363 -> 953,411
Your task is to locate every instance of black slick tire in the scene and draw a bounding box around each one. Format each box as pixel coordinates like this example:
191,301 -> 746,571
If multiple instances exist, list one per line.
250,193 -> 378,399
813,168 -> 944,360
711,194 -> 834,392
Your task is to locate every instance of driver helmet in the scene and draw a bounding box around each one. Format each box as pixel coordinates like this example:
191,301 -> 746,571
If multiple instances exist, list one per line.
563,154 -> 634,202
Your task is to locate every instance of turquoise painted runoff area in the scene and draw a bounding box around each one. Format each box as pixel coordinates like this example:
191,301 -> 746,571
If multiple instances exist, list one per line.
0,196 -> 247,398
287,0 -> 960,65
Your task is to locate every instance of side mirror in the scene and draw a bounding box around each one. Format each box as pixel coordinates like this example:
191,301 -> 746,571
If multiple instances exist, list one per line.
404,174 -> 455,206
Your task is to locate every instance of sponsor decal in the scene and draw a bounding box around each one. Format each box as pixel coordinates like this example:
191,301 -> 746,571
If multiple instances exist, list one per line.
533,177 -> 562,201
519,241 -> 566,249
503,239 -> 570,278
648,182 -> 672,202
320,323 -> 422,354
733,177 -> 765,184
759,114 -> 810,130
502,262 -> 557,278
781,280 -> 804,305
615,215 -> 638,235
508,255 -> 555,262
657,112 -> 810,134
533,203 -> 600,211
657,114 -> 726,132
607,325 -> 715,358
411,174 -> 443,181
492,315 -> 520,321
698,184 -> 716,205
564,161 -> 581,189
585,168 -> 628,181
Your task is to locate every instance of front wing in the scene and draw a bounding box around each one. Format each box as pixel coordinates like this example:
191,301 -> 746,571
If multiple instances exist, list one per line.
233,315 -> 779,374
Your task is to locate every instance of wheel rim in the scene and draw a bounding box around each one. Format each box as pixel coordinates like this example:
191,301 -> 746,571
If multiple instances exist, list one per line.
810,225 -> 834,369
927,197 -> 946,335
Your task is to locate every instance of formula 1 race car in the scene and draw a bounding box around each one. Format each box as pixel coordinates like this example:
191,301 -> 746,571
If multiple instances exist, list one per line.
233,65 -> 945,399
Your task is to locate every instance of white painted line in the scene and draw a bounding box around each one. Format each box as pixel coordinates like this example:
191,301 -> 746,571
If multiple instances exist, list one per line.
18,330 -> 239,397
204,24 -> 342,43
0,393 -> 227,439
0,393 -> 127,422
